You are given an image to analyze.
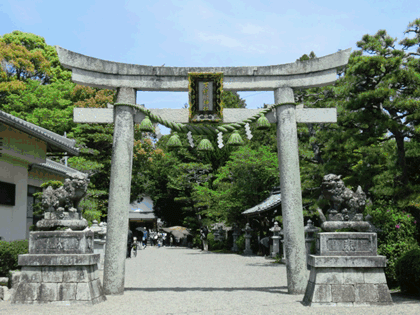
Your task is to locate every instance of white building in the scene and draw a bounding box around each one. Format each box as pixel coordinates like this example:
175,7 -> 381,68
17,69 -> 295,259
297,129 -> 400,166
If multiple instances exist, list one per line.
0,110 -> 82,241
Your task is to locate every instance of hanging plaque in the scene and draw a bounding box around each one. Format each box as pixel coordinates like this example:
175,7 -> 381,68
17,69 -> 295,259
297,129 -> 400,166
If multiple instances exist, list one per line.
188,72 -> 223,123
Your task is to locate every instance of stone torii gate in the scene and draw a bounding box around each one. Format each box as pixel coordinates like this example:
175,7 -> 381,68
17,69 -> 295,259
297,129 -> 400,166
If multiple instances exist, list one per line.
56,46 -> 351,295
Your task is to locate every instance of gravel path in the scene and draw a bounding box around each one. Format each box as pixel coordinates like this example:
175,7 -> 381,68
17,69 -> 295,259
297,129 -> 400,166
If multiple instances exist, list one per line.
1,246 -> 420,314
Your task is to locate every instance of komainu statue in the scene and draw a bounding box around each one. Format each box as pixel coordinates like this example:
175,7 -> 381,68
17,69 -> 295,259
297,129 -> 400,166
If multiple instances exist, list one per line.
36,173 -> 89,230
41,173 -> 89,213
318,174 -> 370,232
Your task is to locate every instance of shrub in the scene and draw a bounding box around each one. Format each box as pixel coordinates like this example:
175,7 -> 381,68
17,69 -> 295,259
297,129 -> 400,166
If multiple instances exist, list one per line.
235,235 -> 245,253
366,201 -> 418,288
396,247 -> 420,295
192,234 -> 201,248
0,240 -> 29,277
207,233 -> 226,251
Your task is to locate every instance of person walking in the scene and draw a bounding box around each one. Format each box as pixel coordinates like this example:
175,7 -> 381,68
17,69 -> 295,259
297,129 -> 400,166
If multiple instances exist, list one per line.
157,231 -> 163,248
162,232 -> 167,247
127,228 -> 134,258
260,236 -> 270,257
200,226 -> 209,251
143,228 -> 148,248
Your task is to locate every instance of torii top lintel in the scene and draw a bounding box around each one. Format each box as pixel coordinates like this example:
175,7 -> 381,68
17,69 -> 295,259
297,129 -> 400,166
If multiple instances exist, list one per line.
56,46 -> 351,92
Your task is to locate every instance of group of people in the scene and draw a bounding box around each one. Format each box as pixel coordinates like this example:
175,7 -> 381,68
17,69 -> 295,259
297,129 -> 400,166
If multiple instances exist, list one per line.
127,227 -> 184,258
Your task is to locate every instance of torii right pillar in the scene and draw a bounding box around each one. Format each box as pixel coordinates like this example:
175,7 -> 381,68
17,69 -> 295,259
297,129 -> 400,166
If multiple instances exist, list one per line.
275,87 -> 307,294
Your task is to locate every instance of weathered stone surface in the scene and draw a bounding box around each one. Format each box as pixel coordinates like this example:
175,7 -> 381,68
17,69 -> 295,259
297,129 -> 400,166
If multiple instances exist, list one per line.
355,284 -> 378,302
29,231 -> 94,254
316,233 -> 377,256
20,267 -> 42,283
342,268 -> 364,284
275,87 -> 308,295
63,266 -> 89,283
317,174 -> 371,231
2,286 -> 11,301
19,253 -> 99,266
88,264 -> 98,280
308,255 -> 387,268
9,270 -> 21,290
331,284 -> 355,302
313,284 -> 332,303
364,268 -> 387,284
39,283 -> 58,301
103,101 -> 134,295
76,282 -> 92,301
320,221 -> 370,232
315,268 -> 343,284
12,283 -> 40,302
58,283 -> 77,300
41,266 -> 64,282
36,219 -> 88,231
91,279 -> 103,298
377,283 -> 393,304
56,46 -> 351,91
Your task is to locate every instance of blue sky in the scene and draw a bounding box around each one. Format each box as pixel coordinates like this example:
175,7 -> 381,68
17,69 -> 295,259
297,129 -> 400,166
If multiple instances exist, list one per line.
1,0 -> 418,134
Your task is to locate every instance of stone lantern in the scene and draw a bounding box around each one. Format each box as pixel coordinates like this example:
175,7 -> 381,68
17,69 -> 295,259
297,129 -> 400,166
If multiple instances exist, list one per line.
213,226 -> 220,242
270,222 -> 282,258
242,223 -> 253,256
218,226 -> 225,241
231,224 -> 241,252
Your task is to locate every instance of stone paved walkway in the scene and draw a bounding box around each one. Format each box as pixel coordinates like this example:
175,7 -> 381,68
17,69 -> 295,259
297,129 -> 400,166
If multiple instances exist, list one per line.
1,246 -> 420,314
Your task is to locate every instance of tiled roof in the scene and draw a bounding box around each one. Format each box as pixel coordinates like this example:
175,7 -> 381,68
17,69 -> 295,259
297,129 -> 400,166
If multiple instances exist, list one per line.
0,110 -> 79,156
242,191 -> 282,216
32,159 -> 86,178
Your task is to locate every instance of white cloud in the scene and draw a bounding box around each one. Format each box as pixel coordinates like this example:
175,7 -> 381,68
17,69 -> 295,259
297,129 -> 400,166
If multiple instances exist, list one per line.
238,23 -> 265,35
196,32 -> 244,49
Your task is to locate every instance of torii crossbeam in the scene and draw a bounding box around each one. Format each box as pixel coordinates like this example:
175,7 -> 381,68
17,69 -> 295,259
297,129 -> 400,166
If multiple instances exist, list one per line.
57,46 -> 351,295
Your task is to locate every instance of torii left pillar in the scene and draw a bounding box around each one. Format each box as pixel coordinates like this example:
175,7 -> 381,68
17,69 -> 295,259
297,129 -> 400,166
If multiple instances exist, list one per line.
103,87 -> 135,295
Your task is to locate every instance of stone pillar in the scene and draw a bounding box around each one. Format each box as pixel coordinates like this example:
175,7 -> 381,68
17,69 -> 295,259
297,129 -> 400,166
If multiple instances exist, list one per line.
218,226 -> 224,241
270,222 -> 282,258
103,87 -> 136,295
274,87 -> 307,294
243,223 -> 253,256
213,227 -> 220,242
231,225 -> 240,252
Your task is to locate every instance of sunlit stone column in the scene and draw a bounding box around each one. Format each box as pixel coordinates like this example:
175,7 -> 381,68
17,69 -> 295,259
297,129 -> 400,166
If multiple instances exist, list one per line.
103,87 -> 135,295
274,87 -> 307,294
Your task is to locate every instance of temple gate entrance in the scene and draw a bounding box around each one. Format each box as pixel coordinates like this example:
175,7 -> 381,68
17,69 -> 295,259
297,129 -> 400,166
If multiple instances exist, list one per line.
56,46 -> 351,295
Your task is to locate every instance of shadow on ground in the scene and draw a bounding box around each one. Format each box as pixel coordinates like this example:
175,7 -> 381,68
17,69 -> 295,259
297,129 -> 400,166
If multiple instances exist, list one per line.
124,286 -> 289,294
390,292 -> 420,304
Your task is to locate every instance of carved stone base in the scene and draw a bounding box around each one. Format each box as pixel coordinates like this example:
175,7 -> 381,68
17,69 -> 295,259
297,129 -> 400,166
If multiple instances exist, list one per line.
303,232 -> 393,306
11,230 -> 106,305
303,256 -> 393,306
321,221 -> 370,232
11,262 -> 106,305
36,217 -> 88,231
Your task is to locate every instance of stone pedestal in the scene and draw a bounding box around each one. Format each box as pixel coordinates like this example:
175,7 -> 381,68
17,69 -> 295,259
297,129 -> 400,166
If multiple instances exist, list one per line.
303,232 -> 392,306
231,229 -> 239,252
11,230 -> 106,305
244,235 -> 253,256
